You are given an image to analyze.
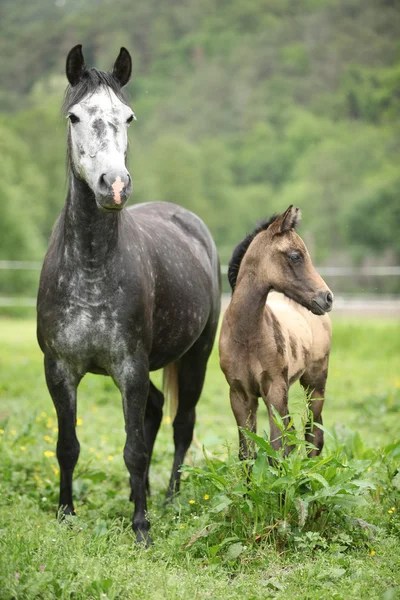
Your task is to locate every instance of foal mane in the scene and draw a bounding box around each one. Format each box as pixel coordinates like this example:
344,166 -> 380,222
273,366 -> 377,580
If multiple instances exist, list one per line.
62,67 -> 128,114
228,214 -> 279,292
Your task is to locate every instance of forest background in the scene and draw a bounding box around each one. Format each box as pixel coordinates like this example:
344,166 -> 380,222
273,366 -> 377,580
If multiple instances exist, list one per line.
1,0 -> 399,298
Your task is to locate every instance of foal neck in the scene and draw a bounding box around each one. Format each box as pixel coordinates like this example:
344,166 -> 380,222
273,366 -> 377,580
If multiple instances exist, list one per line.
229,233 -> 273,340
63,172 -> 120,266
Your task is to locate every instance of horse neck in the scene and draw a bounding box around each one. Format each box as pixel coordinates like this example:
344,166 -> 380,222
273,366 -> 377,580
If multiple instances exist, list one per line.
62,172 -> 120,267
229,240 -> 272,340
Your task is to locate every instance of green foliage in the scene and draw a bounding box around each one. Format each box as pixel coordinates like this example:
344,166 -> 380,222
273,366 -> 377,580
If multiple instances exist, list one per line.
0,318 -> 400,597
1,0 -> 400,304
180,411 -> 380,560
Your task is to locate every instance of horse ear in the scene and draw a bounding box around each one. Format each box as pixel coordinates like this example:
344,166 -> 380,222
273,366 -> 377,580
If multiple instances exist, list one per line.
66,44 -> 85,87
112,47 -> 132,87
272,205 -> 301,234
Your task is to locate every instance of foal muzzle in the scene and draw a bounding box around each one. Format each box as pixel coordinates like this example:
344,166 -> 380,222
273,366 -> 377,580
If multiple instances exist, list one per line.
311,290 -> 333,315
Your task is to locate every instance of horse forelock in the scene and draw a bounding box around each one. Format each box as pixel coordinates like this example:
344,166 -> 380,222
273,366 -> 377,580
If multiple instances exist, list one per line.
62,67 -> 128,115
228,214 -> 279,292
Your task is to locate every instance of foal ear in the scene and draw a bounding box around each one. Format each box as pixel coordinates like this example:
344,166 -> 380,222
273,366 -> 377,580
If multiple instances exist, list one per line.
112,47 -> 132,87
66,44 -> 85,87
273,205 -> 301,234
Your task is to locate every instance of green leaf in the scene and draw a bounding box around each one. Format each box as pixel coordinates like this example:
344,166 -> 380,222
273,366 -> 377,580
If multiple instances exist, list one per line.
241,429 -> 278,458
301,472 -> 330,489
225,542 -> 244,560
295,497 -> 308,528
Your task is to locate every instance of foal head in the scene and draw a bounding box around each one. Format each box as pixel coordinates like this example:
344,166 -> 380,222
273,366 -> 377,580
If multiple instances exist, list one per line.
230,206 -> 333,315
64,45 -> 135,211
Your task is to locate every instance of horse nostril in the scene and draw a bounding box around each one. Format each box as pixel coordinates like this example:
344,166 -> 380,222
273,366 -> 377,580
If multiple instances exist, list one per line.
99,174 -> 107,189
326,292 -> 333,305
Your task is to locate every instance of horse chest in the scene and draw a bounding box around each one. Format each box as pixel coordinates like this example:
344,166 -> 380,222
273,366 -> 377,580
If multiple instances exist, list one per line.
48,273 -> 127,364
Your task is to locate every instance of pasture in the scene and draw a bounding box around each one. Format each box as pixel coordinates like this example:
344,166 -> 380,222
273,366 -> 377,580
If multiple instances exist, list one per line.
0,317 -> 399,599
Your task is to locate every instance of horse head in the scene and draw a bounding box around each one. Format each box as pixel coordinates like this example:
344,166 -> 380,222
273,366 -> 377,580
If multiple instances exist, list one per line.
64,45 -> 135,211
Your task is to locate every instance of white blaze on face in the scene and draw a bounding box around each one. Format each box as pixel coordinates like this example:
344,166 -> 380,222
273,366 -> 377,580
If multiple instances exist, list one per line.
112,176 -> 125,204
67,86 -> 134,192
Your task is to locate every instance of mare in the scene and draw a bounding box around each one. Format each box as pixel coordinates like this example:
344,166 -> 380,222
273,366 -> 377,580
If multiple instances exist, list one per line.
219,206 -> 333,459
37,45 -> 221,543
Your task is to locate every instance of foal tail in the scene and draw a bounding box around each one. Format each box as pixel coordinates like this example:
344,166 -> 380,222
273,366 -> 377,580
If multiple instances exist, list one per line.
163,363 -> 179,423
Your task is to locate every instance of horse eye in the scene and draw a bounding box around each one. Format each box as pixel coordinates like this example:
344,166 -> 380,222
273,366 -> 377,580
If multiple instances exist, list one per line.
68,113 -> 80,124
126,114 -> 135,125
288,253 -> 301,263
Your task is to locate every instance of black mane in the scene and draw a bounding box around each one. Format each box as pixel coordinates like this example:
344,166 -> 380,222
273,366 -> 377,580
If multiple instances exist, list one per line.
228,214 -> 279,292
62,67 -> 128,114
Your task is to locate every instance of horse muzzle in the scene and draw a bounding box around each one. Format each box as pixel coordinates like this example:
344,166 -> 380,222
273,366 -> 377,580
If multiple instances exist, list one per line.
311,290 -> 333,315
96,171 -> 132,211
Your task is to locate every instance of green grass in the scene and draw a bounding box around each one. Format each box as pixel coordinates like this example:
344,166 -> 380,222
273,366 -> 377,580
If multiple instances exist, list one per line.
0,318 -> 399,599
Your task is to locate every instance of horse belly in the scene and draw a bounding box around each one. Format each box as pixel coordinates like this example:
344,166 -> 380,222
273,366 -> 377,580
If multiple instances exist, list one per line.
149,293 -> 210,369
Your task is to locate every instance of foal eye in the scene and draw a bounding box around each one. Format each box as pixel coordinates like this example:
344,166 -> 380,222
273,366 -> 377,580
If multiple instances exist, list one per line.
288,253 -> 302,264
126,114 -> 135,125
68,113 -> 80,124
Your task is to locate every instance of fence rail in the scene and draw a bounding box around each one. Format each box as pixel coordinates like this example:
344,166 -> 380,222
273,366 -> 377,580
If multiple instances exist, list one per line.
1,260 -> 400,276
1,261 -> 399,310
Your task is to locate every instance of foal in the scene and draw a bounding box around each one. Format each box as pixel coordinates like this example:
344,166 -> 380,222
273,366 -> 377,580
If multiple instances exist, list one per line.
219,206 -> 333,459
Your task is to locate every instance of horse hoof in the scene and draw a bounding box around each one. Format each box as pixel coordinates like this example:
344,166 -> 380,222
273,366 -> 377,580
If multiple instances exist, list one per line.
57,506 -> 76,521
135,529 -> 152,547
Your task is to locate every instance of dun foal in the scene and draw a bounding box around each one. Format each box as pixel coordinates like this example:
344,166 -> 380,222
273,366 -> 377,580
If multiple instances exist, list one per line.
219,206 -> 333,459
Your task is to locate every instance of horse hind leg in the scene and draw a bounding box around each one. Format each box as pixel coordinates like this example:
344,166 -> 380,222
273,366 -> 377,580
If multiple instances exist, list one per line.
300,358 -> 329,456
140,381 -> 164,497
165,318 -> 218,501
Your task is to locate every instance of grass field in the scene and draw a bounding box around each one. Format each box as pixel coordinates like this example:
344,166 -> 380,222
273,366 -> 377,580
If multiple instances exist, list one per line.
0,317 -> 399,599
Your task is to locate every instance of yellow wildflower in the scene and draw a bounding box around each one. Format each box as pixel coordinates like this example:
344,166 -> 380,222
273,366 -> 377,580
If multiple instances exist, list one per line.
107,455 -> 114,461
53,427 -> 58,433
370,550 -> 376,556
391,507 -> 396,511
0,429 -> 4,435
180,525 -> 185,529
44,451 -> 55,458
203,494 -> 210,500
76,418 -> 83,426
89,448 -> 95,453
388,509 -> 393,514
44,435 -> 53,443
163,416 -> 172,425
20,446 -> 26,451
189,499 -> 195,505
41,412 -> 47,418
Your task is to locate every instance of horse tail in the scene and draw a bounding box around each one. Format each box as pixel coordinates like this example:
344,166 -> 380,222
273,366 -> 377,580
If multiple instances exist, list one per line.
163,363 -> 179,422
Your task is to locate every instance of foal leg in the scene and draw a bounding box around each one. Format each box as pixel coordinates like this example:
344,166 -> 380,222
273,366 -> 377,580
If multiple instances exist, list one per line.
44,356 -> 81,517
229,385 -> 259,460
300,363 -> 329,456
113,356 -> 151,544
143,381 -> 164,496
262,378 -> 294,455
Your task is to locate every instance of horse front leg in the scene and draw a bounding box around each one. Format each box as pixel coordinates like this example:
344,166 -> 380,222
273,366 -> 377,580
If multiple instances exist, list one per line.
44,356 -> 81,517
113,356 -> 150,544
